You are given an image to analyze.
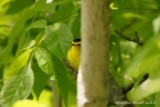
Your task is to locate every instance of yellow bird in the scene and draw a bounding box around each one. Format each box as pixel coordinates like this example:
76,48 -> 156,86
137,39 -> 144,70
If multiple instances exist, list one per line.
67,38 -> 81,70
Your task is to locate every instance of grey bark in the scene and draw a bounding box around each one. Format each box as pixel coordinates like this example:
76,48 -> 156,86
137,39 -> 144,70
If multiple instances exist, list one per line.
77,0 -> 110,107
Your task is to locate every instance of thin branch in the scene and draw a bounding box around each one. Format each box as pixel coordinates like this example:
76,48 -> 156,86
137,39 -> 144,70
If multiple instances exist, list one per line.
62,59 -> 78,77
138,73 -> 149,85
115,30 -> 143,46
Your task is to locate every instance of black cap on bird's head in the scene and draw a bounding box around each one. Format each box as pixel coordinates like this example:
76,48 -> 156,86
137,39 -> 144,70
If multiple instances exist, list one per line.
73,38 -> 81,42
72,38 -> 81,46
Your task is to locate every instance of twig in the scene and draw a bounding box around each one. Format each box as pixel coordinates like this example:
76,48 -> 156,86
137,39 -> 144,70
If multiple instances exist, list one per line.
139,73 -> 149,85
62,59 -> 78,77
115,30 -> 143,46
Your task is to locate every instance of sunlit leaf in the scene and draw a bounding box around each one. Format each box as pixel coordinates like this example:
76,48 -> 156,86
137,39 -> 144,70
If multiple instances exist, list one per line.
0,63 -> 34,107
1,8 -> 36,63
12,100 -> 47,107
153,16 -> 160,34
122,13 -> 147,19
7,48 -> 33,77
124,36 -> 160,85
34,47 -> 54,75
127,78 -> 160,101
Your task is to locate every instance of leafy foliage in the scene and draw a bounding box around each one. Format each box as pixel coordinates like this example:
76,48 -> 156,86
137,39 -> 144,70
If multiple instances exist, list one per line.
0,0 -> 160,107
0,63 -> 34,107
44,23 -> 73,59
32,58 -> 50,99
109,0 -> 160,106
0,0 -> 77,106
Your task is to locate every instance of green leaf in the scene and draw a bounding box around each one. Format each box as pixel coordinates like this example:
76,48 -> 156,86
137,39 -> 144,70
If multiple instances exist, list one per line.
34,47 -> 54,75
15,31 -> 28,55
68,3 -> 80,39
124,36 -> 160,85
153,16 -> 160,34
26,19 -> 47,30
44,23 -> 73,59
32,58 -> 49,99
50,1 -> 74,23
127,78 -> 160,101
0,63 -> 34,107
6,0 -> 33,14
33,0 -> 74,18
1,8 -> 36,63
0,64 -> 3,91
110,35 -> 121,66
67,74 -> 77,107
7,48 -> 33,77
123,36 -> 160,101
21,31 -> 45,52
155,92 -> 160,107
0,35 -> 8,47
52,54 -> 69,106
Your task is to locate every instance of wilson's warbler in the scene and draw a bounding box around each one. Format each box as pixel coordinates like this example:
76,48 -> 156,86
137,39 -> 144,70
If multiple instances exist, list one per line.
67,38 -> 81,70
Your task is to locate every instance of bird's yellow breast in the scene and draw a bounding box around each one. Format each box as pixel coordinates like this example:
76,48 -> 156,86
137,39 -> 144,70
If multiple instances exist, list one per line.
67,45 -> 80,70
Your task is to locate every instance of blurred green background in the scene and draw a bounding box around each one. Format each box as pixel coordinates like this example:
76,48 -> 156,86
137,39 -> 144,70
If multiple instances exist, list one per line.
0,0 -> 160,107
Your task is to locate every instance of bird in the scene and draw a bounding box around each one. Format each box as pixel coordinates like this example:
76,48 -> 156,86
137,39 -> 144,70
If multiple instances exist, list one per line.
67,38 -> 81,70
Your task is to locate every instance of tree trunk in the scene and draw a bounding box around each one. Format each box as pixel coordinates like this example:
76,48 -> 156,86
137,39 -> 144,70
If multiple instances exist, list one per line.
77,0 -> 110,107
